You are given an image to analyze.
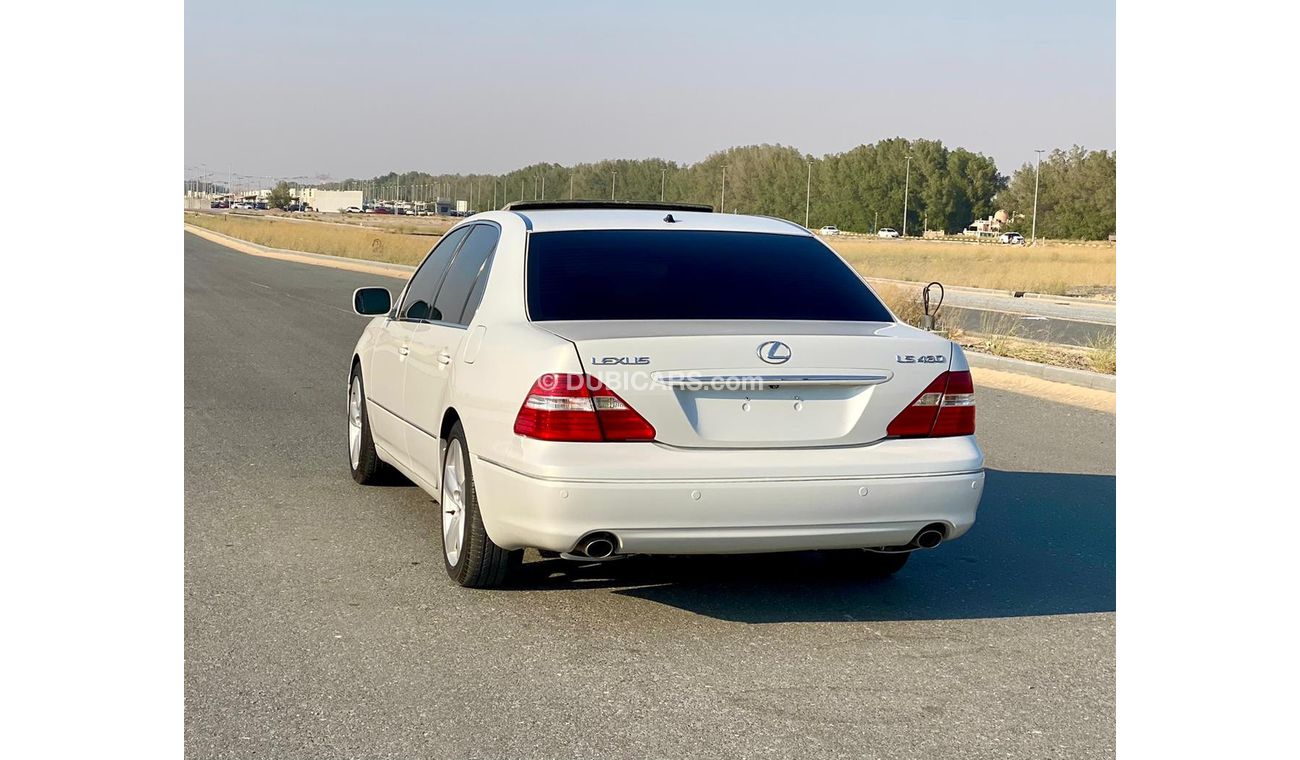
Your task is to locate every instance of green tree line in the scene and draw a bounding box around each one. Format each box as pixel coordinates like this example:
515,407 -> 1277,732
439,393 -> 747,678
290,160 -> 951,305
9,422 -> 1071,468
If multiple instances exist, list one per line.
998,147 -> 1116,240
320,140 -> 1115,239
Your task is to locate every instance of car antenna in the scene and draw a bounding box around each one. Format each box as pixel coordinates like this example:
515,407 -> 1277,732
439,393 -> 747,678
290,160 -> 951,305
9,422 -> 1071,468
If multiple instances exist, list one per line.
663,213 -> 678,223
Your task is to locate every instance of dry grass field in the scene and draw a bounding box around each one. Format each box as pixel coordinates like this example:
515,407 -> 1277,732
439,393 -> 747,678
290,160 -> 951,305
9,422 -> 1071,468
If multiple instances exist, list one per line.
828,237 -> 1115,295
185,212 -> 437,265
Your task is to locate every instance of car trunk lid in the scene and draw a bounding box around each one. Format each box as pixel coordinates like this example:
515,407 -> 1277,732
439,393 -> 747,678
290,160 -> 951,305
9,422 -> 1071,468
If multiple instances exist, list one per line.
539,320 -> 953,448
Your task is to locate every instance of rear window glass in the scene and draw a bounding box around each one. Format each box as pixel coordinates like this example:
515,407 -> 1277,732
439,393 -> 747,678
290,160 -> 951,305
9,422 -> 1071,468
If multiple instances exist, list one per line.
526,230 -> 893,322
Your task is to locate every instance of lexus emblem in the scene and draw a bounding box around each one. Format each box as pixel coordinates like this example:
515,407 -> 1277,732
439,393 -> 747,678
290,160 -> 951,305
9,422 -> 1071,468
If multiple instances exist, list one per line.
757,340 -> 791,364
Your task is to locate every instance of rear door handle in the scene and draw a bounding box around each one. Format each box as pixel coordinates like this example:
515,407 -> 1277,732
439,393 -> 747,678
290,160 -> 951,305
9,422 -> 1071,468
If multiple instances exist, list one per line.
398,346 -> 410,357
437,350 -> 453,365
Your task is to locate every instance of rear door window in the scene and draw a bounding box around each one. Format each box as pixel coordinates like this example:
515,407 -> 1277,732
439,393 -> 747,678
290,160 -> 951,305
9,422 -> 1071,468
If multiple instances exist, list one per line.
432,224 -> 500,325
525,229 -> 893,322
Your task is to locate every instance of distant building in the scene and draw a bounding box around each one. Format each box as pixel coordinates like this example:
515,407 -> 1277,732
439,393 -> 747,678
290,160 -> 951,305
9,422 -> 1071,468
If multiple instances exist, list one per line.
962,210 -> 1010,238
298,188 -> 363,213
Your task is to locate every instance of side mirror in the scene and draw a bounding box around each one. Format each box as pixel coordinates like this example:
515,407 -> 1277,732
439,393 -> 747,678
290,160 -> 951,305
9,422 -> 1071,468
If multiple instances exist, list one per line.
353,287 -> 392,316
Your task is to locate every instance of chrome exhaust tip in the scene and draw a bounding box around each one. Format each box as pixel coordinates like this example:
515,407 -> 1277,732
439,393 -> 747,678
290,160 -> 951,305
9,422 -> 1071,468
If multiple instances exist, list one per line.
568,532 -> 619,560
912,526 -> 945,550
583,537 -> 615,559
867,524 -> 949,554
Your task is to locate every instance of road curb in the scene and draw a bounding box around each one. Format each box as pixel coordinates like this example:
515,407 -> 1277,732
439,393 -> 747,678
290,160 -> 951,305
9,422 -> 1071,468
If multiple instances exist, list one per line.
965,351 -> 1115,392
184,224 -> 417,277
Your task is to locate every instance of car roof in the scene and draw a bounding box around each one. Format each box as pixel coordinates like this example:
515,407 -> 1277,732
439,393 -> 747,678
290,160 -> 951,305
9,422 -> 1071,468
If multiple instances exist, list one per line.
506,208 -> 810,236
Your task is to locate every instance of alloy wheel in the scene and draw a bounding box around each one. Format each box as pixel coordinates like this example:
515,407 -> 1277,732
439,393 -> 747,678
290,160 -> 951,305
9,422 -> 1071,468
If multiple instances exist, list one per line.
441,439 -> 467,566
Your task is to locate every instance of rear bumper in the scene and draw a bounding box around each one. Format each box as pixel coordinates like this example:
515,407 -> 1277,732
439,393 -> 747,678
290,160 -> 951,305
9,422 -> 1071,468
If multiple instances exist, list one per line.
471,438 -> 985,554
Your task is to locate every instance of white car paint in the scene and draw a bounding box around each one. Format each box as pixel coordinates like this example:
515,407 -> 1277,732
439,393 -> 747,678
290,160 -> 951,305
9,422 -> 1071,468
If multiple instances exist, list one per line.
350,208 -> 983,560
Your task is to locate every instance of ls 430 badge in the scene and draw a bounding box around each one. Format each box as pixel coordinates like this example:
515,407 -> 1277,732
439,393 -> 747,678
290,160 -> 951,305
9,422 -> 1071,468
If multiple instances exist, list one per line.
897,354 -> 947,364
591,356 -> 651,365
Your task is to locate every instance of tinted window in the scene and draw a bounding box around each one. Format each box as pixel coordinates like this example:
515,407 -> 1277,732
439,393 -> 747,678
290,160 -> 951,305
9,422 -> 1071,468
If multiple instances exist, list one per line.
432,224 -> 499,325
526,230 -> 893,322
400,225 -> 472,320
459,254 -> 495,325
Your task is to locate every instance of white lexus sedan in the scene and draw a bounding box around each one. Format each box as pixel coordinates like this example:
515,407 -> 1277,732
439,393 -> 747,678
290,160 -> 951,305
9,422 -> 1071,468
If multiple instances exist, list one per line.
348,201 -> 984,587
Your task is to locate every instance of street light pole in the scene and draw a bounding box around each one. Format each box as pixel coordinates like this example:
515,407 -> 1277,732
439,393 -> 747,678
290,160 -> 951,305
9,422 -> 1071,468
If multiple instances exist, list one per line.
902,154 -> 912,237
804,160 -> 812,228
661,168 -> 666,201
720,165 -> 728,213
611,171 -> 617,200
1031,149 -> 1045,245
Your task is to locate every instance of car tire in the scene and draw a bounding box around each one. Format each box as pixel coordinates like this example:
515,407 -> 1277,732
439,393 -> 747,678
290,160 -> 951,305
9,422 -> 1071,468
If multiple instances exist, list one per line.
440,422 -> 521,588
347,365 -> 388,485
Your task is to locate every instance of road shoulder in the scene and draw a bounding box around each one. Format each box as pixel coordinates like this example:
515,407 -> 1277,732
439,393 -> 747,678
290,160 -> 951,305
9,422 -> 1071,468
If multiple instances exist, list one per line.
973,367 -> 1114,413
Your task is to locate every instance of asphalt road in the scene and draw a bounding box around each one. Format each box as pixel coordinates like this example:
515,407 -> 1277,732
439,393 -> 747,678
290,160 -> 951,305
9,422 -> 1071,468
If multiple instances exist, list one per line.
942,305 -> 1111,346
933,288 -> 1115,325
185,232 -> 1116,759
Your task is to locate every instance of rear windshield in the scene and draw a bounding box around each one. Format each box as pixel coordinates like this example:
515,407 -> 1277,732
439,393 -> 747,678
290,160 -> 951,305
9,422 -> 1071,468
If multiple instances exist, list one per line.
526,229 -> 893,322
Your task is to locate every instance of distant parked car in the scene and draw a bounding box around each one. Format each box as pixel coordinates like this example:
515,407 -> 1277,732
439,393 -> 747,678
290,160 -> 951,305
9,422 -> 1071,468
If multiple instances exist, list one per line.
209,200 -> 229,209
345,206 -> 363,214
819,225 -> 840,236
878,227 -> 900,238
999,232 -> 1025,245
373,206 -> 394,214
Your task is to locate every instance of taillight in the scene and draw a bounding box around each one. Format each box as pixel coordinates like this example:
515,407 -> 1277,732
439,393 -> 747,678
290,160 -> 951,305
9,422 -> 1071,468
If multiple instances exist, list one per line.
886,370 -> 976,438
513,373 -> 656,442
930,370 -> 975,437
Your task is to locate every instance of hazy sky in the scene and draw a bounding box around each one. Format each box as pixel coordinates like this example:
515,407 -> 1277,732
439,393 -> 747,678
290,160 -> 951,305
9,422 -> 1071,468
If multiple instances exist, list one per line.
185,0 -> 1114,184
